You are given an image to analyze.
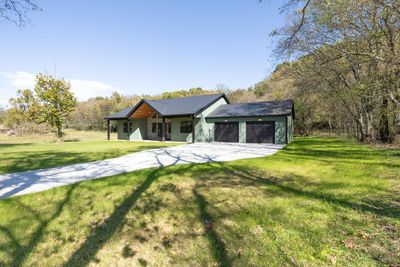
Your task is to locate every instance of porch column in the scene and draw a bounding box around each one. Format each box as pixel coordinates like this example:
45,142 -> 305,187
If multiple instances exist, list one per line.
107,119 -> 110,140
162,117 -> 166,142
156,113 -> 159,140
192,115 -> 195,143
127,119 -> 130,141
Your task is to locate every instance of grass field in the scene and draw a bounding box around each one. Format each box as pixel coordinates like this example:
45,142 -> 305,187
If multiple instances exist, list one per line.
0,137 -> 399,266
0,130 -> 180,174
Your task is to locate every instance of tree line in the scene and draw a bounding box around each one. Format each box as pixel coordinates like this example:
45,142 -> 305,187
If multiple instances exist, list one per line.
266,0 -> 400,143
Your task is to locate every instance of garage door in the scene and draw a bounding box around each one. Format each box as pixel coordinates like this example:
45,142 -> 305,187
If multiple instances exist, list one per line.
246,121 -> 275,143
214,122 -> 239,142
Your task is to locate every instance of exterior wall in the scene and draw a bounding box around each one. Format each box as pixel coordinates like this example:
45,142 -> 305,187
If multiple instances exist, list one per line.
116,114 -> 292,144
287,115 -> 293,142
130,118 -> 147,141
194,97 -> 228,142
117,120 -> 128,140
117,119 -> 147,141
171,116 -> 193,142
146,116 -> 172,140
206,116 -> 288,144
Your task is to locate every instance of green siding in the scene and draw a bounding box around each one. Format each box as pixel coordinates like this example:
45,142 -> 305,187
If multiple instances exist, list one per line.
194,98 -> 228,142
117,119 -> 146,141
206,116 -> 288,144
287,115 -> 293,142
130,118 -> 147,141
117,120 -> 128,140
171,117 -> 193,142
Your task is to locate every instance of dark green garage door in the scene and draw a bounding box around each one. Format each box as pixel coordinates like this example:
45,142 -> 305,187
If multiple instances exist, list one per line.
246,121 -> 275,143
214,122 -> 239,142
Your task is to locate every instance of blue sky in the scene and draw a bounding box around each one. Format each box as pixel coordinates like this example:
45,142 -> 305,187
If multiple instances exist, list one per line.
0,0 -> 285,107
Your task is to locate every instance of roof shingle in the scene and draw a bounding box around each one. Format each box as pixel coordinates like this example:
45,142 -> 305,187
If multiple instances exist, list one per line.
104,93 -> 228,119
206,99 -> 294,118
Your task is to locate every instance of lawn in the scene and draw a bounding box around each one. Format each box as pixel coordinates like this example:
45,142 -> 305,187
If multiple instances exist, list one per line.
0,130 -> 180,174
0,137 -> 399,266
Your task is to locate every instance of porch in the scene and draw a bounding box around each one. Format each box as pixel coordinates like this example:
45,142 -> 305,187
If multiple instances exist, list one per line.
105,101 -> 194,142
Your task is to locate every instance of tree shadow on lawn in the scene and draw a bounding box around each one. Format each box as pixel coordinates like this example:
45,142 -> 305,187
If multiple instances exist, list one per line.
193,186 -> 230,267
211,163 -> 400,220
286,137 -> 400,158
0,183 -> 77,267
188,162 -> 400,265
62,146 -> 398,266
63,162 -> 201,266
1,136 -> 398,266
0,143 -> 36,148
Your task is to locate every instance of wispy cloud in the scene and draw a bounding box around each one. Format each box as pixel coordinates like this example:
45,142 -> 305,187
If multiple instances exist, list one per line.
0,71 -> 120,107
0,71 -> 36,89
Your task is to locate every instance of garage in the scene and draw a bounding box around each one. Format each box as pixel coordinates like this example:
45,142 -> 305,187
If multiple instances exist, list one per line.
206,99 -> 294,144
246,121 -> 275,143
214,122 -> 239,142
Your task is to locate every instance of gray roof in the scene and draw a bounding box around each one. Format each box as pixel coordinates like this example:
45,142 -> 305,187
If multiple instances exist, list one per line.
104,106 -> 134,119
206,99 -> 294,118
105,93 -> 228,119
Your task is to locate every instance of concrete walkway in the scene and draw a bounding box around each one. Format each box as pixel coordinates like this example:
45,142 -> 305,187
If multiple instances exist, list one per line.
0,143 -> 283,199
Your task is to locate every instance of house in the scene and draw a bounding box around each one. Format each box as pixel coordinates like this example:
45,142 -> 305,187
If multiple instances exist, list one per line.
104,93 -> 294,144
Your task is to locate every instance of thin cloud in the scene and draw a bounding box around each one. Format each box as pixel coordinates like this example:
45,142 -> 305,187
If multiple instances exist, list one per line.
0,71 -> 36,89
0,71 -> 120,105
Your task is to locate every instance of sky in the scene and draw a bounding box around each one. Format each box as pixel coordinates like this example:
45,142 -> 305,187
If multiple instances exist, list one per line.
0,0 -> 286,108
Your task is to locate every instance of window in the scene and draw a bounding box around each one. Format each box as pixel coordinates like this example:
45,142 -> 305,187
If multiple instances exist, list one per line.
180,121 -> 192,133
152,122 -> 162,133
167,122 -> 171,134
123,122 -> 132,133
152,122 -> 171,136
152,122 -> 163,137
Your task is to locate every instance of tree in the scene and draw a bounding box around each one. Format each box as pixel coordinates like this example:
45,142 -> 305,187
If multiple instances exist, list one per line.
0,0 -> 40,27
270,0 -> 400,143
0,108 -> 6,124
160,88 -> 217,99
34,73 -> 77,141
4,89 -> 40,130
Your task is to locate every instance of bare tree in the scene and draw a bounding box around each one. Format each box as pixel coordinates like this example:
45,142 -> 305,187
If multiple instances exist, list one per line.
269,0 -> 400,143
0,0 -> 40,27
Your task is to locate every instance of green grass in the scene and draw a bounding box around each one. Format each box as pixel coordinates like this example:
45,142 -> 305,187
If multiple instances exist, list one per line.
0,137 -> 399,266
0,130 -> 180,174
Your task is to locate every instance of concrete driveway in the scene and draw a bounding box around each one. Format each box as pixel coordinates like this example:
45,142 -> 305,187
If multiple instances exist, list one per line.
0,142 -> 283,199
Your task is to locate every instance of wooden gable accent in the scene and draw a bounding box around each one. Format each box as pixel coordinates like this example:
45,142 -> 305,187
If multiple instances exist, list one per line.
130,102 -> 156,118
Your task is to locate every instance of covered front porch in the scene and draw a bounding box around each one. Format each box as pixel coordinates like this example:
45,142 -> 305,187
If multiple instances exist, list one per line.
105,102 -> 194,142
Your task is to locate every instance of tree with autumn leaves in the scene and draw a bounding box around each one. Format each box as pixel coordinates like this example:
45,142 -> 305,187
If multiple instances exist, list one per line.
7,73 -> 77,141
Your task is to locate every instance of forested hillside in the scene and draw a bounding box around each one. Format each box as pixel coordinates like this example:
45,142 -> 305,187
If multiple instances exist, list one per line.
266,0 -> 400,143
